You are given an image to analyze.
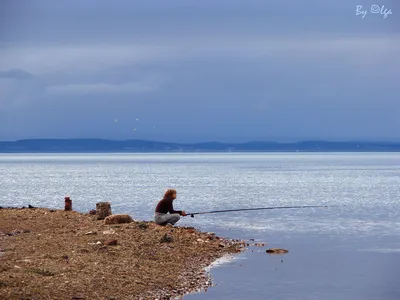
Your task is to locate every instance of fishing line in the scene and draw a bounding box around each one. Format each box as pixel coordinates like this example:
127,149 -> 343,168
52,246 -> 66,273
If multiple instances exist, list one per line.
187,205 -> 329,218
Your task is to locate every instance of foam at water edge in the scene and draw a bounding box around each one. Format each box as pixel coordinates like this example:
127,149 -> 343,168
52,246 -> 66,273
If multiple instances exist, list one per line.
204,253 -> 243,272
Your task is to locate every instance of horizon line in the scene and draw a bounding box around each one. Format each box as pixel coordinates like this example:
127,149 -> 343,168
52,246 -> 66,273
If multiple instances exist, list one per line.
1,138 -> 400,144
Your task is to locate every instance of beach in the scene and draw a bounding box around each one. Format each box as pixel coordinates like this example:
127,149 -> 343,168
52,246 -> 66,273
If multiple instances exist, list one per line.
0,207 -> 244,300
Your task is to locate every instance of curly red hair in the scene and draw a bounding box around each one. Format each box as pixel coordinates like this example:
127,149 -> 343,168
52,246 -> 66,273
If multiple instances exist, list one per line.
164,188 -> 177,198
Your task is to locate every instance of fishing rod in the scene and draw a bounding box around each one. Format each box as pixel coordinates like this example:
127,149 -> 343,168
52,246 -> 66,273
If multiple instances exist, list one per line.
186,205 -> 329,218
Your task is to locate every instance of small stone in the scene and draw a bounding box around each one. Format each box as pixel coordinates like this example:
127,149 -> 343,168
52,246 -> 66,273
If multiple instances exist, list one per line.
85,231 -> 97,235
104,239 -> 118,246
102,230 -> 115,235
160,234 -> 174,243
16,259 -> 31,263
266,248 -> 289,254
138,222 -> 148,229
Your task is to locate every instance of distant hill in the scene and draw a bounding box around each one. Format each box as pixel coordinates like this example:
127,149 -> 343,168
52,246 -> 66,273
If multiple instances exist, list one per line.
0,139 -> 400,153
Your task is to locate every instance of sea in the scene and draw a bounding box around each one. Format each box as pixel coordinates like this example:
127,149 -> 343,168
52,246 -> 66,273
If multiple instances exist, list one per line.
1,152 -> 399,300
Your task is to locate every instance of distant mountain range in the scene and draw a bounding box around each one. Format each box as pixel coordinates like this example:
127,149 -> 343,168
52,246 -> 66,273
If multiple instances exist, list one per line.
0,139 -> 400,153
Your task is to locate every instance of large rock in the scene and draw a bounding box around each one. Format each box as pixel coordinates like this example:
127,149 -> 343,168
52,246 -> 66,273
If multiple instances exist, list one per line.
104,214 -> 133,225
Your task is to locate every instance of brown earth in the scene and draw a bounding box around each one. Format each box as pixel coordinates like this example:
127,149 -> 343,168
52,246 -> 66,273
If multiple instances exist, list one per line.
0,207 -> 245,300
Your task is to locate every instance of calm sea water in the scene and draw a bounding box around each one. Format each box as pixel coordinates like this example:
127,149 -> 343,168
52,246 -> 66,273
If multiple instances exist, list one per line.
1,153 -> 399,299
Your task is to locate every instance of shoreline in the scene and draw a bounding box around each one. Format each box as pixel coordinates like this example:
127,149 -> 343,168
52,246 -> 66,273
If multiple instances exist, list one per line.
0,207 -> 245,300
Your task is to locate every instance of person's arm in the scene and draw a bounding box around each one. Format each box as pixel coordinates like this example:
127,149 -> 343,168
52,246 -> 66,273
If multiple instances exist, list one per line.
168,199 -> 183,215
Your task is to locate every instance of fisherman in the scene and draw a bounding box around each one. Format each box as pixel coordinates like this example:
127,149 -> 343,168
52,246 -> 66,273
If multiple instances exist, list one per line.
154,188 -> 187,226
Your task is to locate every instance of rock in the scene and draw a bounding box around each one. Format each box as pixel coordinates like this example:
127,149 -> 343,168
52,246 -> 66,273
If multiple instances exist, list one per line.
104,214 -> 133,225
104,239 -> 118,246
16,259 -> 32,263
85,231 -> 97,235
197,239 -> 205,243
7,229 -> 30,236
102,229 -> 115,235
138,222 -> 148,229
218,243 -> 225,248
88,241 -> 102,245
266,248 -> 289,254
89,209 -> 96,215
160,234 -> 174,243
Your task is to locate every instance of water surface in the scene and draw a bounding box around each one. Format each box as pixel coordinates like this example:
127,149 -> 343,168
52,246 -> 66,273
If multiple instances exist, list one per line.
1,153 -> 399,299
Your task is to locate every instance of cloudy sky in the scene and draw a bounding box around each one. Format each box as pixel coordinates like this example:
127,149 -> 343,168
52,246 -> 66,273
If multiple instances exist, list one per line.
0,0 -> 399,142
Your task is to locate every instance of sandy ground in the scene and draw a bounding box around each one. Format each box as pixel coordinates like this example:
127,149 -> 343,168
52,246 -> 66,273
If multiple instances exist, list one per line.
0,207 -> 245,300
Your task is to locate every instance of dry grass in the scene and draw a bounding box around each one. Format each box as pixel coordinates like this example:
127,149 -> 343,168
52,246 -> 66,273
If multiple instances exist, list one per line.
0,208 -> 244,300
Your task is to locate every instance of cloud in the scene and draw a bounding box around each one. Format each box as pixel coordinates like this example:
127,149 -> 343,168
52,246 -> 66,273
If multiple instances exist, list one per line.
0,0 -> 399,141
0,78 -> 44,111
0,35 -> 398,74
0,34 -> 398,113
0,69 -> 36,80
46,80 -> 161,96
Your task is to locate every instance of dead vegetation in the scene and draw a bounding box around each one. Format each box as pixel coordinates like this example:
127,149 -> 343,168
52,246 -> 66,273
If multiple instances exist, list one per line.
0,208 -> 244,300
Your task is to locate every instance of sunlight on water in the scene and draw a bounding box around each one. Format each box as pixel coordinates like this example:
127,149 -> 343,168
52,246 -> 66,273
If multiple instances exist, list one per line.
1,153 -> 399,238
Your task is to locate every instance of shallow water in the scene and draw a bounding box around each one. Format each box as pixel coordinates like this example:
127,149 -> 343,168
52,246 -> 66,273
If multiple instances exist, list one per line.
1,152 -> 399,299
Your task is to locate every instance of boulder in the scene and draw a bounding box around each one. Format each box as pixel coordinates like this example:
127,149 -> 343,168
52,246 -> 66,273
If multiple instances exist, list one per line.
104,214 -> 133,225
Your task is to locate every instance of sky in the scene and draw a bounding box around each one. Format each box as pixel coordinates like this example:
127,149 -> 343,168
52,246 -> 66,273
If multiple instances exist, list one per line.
0,0 -> 399,142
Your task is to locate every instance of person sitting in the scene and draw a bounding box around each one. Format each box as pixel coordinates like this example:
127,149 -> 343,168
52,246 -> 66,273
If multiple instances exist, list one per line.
154,188 -> 186,226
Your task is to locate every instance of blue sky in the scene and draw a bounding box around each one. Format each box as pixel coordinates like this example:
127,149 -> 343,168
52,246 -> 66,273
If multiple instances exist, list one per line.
0,0 -> 399,142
